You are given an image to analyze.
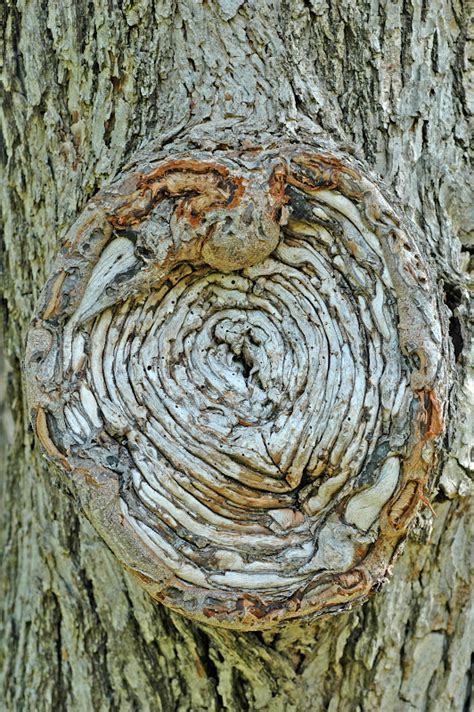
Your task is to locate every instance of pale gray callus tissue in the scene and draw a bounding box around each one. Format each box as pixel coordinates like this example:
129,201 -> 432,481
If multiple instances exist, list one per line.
25,138 -> 451,630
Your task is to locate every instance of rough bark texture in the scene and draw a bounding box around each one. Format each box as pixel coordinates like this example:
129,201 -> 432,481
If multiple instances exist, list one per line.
1,0 -> 472,710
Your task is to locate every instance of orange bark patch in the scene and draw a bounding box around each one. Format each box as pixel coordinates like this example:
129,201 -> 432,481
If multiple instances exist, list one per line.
419,389 -> 443,440
335,568 -> 367,594
42,271 -> 66,320
110,160 -> 246,229
388,481 -> 420,528
384,389 -> 443,531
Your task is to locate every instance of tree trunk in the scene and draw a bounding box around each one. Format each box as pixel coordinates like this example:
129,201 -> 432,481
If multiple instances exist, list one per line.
1,1 -> 472,710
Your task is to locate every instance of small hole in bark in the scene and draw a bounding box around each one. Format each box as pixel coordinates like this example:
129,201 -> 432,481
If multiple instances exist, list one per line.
448,315 -> 463,361
449,316 -> 464,361
233,355 -> 252,380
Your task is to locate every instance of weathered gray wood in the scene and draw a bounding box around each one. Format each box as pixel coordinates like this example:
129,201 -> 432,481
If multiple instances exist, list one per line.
1,0 -> 472,709
23,137 -> 452,631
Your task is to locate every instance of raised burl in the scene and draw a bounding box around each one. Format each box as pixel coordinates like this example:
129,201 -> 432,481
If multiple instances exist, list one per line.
25,139 -> 450,630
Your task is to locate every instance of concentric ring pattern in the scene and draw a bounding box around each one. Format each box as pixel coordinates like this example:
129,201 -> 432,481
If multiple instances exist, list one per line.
25,140 -> 449,629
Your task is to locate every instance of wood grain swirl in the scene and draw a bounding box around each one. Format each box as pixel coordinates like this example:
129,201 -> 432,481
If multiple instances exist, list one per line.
25,139 -> 450,629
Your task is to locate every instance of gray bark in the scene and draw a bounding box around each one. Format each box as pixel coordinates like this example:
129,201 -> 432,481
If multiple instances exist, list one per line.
1,1 -> 472,710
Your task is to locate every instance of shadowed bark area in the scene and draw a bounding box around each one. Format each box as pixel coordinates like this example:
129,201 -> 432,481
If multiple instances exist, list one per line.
1,1 -> 472,710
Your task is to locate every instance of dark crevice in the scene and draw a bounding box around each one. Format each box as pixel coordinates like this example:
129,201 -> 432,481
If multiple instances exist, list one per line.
77,571 -> 118,711
104,108 -> 116,148
462,652 -> 473,712
51,592 -> 65,710
194,630 -> 225,709
448,314 -> 464,362
121,588 -> 174,711
443,284 -> 464,362
233,354 -> 252,381
232,667 -> 251,711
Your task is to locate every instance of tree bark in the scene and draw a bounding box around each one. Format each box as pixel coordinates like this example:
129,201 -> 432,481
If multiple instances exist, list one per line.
1,1 -> 472,710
